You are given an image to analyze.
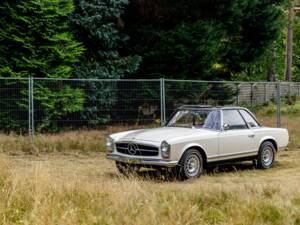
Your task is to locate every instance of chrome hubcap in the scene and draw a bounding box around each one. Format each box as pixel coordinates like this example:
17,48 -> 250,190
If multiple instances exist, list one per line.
185,154 -> 200,177
262,147 -> 273,166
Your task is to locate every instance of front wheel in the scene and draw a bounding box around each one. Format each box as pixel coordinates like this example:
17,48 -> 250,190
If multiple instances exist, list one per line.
177,149 -> 204,180
256,141 -> 276,169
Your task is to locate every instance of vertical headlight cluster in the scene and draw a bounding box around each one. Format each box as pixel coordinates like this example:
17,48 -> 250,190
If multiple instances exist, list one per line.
161,141 -> 171,158
106,137 -> 114,153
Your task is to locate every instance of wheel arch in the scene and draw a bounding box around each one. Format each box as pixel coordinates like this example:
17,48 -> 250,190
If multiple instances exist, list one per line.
260,137 -> 278,152
180,144 -> 208,166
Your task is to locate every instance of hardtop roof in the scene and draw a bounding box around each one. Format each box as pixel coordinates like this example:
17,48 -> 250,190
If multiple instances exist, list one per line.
178,105 -> 247,110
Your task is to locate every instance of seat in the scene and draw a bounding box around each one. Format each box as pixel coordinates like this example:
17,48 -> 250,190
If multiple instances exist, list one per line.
203,111 -> 220,130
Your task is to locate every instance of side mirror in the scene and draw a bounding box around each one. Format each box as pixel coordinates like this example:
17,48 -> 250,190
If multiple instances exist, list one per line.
223,123 -> 230,131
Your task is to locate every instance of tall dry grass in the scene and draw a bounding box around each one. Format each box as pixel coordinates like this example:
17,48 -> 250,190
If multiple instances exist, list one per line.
0,151 -> 300,225
0,125 -> 154,154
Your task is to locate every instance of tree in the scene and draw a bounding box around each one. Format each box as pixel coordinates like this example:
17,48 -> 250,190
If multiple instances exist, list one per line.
285,2 -> 294,81
71,0 -> 141,125
231,37 -> 286,82
123,0 -> 285,80
0,0 -> 85,131
126,20 -> 223,80
292,11 -> 300,81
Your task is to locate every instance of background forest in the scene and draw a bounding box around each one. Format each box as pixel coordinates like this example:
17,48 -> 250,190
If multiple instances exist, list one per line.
1,0 -> 300,130
1,0 -> 300,82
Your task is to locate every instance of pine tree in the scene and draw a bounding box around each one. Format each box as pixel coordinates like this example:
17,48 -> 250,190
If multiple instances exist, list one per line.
0,0 -> 85,131
123,0 -> 285,80
71,0 -> 141,125
0,0 -> 84,78
72,0 -> 140,79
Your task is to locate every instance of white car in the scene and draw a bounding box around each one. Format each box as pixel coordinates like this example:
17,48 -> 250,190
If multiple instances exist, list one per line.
106,105 -> 289,180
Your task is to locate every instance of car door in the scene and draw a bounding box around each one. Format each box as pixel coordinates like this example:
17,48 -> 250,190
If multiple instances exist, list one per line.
239,109 -> 261,151
218,109 -> 256,158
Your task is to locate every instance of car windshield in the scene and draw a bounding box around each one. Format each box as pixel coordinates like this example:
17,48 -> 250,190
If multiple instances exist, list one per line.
167,109 -> 220,130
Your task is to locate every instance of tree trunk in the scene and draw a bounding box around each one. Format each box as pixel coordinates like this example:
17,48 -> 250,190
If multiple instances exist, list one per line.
285,4 -> 294,81
267,41 -> 277,82
267,68 -> 276,81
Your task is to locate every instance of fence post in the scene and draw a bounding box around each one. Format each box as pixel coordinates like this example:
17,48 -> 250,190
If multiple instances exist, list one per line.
265,83 -> 268,103
276,81 -> 281,128
160,78 -> 166,126
30,77 -> 35,145
250,83 -> 254,107
236,83 -> 239,105
28,77 -> 31,140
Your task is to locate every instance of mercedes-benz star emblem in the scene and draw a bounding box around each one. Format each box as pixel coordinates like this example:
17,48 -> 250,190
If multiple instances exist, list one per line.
128,143 -> 138,155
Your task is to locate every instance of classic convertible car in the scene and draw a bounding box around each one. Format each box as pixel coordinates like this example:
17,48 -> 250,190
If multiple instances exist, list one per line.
106,105 -> 289,180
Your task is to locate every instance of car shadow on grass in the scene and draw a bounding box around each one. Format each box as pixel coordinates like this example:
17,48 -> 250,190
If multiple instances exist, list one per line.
104,161 -> 269,182
205,162 -> 256,174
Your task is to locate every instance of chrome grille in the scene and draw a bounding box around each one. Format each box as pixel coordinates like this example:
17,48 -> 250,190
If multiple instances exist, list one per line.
116,142 -> 159,156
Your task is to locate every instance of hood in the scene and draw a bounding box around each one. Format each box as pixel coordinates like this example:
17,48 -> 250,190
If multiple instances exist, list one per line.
118,127 -> 217,143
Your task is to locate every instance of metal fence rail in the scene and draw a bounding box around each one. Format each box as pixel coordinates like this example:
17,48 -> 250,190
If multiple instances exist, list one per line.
0,77 -> 299,145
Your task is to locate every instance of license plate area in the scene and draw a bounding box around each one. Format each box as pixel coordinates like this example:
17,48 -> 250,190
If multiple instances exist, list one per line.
125,159 -> 141,164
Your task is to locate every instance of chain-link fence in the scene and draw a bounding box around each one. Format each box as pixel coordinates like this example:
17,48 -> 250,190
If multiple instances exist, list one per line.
0,77 -> 299,144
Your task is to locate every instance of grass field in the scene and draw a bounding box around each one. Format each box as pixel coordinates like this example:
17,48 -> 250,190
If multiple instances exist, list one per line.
0,110 -> 300,224
0,150 -> 300,225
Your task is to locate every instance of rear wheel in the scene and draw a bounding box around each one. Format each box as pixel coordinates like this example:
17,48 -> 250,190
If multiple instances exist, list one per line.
256,141 -> 276,169
177,149 -> 204,180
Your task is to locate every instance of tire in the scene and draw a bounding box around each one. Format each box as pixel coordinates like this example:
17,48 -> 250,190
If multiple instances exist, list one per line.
256,141 -> 276,169
177,149 -> 204,180
115,162 -> 140,175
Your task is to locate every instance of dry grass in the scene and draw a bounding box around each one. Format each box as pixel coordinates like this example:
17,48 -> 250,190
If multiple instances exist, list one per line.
0,125 -> 154,154
0,150 -> 300,225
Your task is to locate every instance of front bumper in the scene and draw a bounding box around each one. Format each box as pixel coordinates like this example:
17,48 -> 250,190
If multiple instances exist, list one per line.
106,153 -> 178,167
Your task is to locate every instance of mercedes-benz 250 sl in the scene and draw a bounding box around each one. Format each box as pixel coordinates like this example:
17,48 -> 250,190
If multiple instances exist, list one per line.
106,105 -> 289,180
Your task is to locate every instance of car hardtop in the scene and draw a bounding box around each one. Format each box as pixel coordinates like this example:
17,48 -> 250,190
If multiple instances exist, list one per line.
177,105 -> 250,111
174,105 -> 261,128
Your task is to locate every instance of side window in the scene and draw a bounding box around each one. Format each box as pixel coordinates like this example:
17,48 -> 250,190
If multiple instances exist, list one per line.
239,110 -> 260,128
222,110 -> 248,130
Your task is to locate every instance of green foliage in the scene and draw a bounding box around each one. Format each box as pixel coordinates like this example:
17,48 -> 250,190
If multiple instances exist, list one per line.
72,0 -> 141,79
123,0 -> 285,80
127,21 -> 223,79
216,0 -> 285,75
293,12 -> 300,81
0,0 -> 85,131
232,38 -> 286,81
71,0 -> 141,125
0,0 -> 84,78
0,0 -> 294,131
0,79 -> 29,132
34,83 -> 84,132
284,92 -> 297,105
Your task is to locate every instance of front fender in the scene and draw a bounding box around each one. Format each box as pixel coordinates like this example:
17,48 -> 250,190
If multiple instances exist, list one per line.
177,142 -> 208,161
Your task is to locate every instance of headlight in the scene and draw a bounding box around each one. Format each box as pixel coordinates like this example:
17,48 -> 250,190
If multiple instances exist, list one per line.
161,141 -> 171,158
106,137 -> 114,153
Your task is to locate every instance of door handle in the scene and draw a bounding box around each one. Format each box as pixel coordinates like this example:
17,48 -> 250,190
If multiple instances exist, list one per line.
248,134 -> 255,138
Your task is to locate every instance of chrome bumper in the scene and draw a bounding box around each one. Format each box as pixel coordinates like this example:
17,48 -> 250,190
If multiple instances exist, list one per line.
106,153 -> 178,167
